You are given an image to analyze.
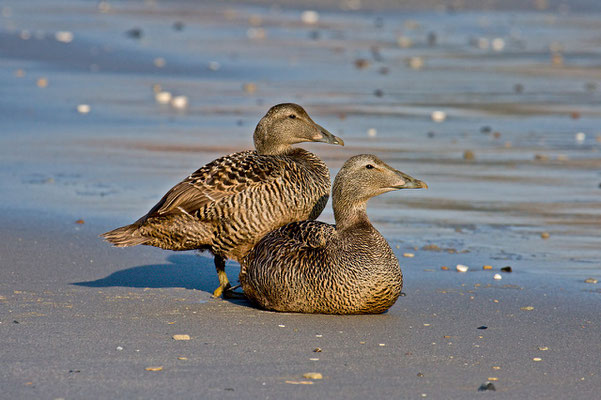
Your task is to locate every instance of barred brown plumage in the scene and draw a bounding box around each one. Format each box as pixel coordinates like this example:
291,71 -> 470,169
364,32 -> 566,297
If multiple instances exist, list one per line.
100,103 -> 344,297
240,154 -> 428,314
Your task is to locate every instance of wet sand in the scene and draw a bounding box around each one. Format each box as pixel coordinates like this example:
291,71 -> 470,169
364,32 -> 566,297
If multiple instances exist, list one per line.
1,0 -> 600,398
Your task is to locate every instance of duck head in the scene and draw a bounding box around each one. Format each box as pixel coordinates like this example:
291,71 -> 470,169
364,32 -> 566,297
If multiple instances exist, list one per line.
333,154 -> 427,206
254,103 -> 344,155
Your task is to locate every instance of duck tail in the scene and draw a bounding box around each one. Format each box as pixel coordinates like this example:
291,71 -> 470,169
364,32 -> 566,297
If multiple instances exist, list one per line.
100,223 -> 149,247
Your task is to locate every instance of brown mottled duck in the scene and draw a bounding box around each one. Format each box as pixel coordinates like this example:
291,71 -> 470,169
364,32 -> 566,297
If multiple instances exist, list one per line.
240,154 -> 427,314
101,103 -> 344,297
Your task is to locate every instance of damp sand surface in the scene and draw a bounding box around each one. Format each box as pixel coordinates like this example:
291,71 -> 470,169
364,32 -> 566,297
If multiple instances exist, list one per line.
0,0 -> 600,398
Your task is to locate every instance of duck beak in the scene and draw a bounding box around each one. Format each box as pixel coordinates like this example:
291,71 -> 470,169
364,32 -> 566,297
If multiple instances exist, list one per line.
312,124 -> 344,146
391,170 -> 428,190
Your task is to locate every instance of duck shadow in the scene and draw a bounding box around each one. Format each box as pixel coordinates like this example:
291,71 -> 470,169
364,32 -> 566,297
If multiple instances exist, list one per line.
73,254 -> 252,306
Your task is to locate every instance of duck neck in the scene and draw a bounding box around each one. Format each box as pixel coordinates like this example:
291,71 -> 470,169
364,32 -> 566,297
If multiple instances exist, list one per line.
254,125 -> 292,155
333,200 -> 372,232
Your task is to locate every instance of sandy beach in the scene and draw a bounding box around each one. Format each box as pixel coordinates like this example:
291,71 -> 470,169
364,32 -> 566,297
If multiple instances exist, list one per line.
1,0 -> 600,398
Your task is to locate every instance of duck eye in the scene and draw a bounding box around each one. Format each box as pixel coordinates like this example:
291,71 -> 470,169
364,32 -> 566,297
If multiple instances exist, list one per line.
288,114 -> 296,119
365,164 -> 374,169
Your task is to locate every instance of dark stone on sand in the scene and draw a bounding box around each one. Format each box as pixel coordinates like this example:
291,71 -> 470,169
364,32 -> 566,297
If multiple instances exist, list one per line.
478,382 -> 496,391
477,326 -> 487,330
480,126 -> 492,133
173,21 -> 185,31
125,28 -> 143,39
427,32 -> 437,46
13,320 -> 19,324
501,266 -> 512,273
427,131 -> 435,138
417,372 -> 424,377
374,89 -> 384,97
514,83 -> 524,94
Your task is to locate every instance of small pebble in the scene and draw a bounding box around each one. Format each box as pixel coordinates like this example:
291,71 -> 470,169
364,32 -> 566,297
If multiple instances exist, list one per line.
313,348 -> 322,353
584,278 -> 598,284
374,89 -> 384,97
302,372 -> 322,380
172,334 -> 190,340
15,69 -> 26,78
431,110 -> 446,123
441,266 -> 449,271
178,357 -> 188,360
378,343 -> 386,347
575,132 -> 586,143
463,150 -> 475,160
246,27 -> 266,39
456,264 -> 469,273
570,111 -> 581,119
243,82 -> 257,94
500,266 -> 512,273
541,232 -> 550,239
520,306 -> 534,311
145,366 -> 163,371
75,219 -> 85,224
354,58 -> 370,69
538,346 -> 549,351
483,265 -> 492,270
403,253 -> 415,258
208,61 -> 221,71
116,346 -> 123,351
493,273 -> 502,280
171,96 -> 188,110
532,357 -> 542,362
278,324 -> 285,328
155,91 -> 172,104
285,380 -> 313,385
477,326 -> 488,330
173,21 -> 185,31
367,128 -> 377,138
488,377 -> 499,381
153,57 -> 166,68
37,77 -> 48,88
417,372 -> 424,377
76,104 -> 91,114
397,36 -> 412,48
408,56 -> 424,70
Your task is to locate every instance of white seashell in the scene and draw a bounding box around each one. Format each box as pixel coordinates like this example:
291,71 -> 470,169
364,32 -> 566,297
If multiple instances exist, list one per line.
456,264 -> 469,273
493,273 -> 502,280
55,31 -> 74,43
155,91 -> 172,104
367,128 -> 377,137
301,10 -> 319,24
76,104 -> 91,114
171,95 -> 189,109
431,110 -> 446,122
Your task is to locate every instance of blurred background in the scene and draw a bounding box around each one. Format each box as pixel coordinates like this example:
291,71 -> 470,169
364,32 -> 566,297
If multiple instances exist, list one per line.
1,0 -> 600,277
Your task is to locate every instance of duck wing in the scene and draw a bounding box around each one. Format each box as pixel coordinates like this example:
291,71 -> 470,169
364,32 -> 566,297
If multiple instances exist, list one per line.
273,220 -> 336,249
144,150 -> 284,219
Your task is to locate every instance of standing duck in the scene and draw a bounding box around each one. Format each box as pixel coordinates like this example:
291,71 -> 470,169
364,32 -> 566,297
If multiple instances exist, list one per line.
240,154 -> 427,314
101,103 -> 344,297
